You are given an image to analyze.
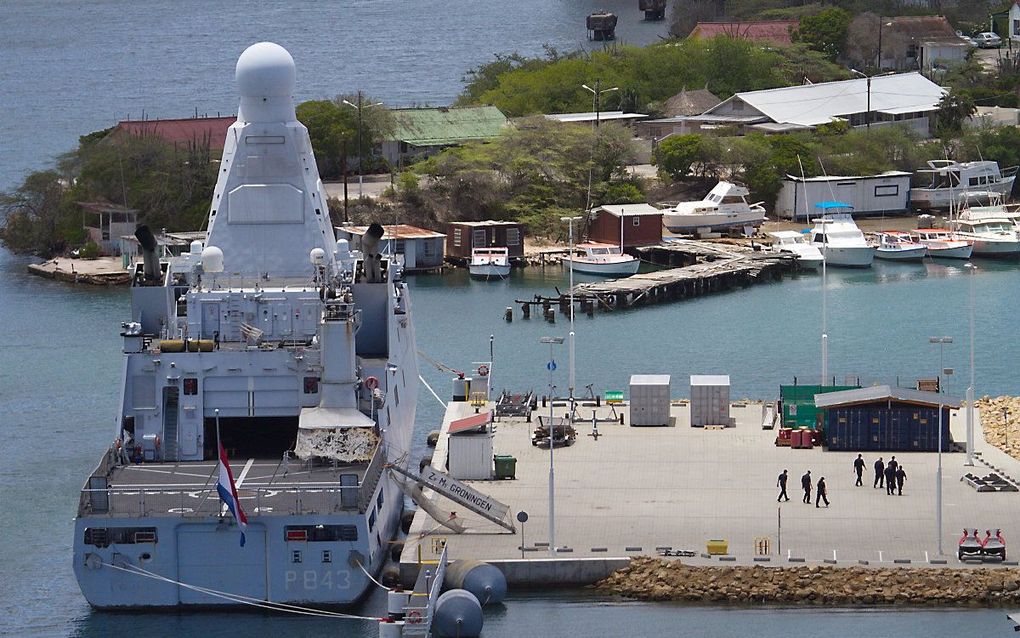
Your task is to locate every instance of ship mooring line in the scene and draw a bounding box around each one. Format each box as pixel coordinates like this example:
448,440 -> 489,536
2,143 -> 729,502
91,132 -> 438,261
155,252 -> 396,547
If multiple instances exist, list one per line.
104,561 -> 380,620
418,374 -> 447,410
353,559 -> 392,591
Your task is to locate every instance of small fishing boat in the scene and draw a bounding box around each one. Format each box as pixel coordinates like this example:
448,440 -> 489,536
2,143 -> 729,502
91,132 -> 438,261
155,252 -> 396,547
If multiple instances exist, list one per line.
469,247 -> 511,279
807,204 -> 875,268
909,229 -> 973,259
662,181 -> 766,234
872,231 -> 927,261
566,243 -> 640,276
767,231 -> 823,270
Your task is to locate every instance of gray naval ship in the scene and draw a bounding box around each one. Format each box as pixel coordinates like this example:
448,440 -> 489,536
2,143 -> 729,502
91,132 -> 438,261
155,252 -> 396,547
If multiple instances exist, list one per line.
73,42 -> 418,608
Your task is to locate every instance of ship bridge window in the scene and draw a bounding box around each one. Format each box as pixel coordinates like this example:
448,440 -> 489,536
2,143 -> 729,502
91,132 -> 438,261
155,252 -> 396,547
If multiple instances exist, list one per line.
285,525 -> 358,542
84,527 -> 158,548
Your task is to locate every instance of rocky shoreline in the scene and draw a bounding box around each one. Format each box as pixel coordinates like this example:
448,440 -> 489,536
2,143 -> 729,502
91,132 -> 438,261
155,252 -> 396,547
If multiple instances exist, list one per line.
976,396 -> 1020,460
595,557 -> 1020,606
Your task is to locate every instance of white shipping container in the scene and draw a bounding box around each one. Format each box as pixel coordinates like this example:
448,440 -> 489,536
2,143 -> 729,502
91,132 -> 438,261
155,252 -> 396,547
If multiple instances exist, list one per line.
690,375 -> 731,427
630,374 -> 671,426
448,432 -> 493,480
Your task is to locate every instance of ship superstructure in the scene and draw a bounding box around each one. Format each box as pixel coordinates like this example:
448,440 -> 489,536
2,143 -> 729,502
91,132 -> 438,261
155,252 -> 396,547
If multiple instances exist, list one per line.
73,42 -> 418,608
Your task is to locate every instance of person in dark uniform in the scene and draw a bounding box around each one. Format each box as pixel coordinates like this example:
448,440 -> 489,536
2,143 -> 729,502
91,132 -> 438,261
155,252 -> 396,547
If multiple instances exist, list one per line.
816,476 -> 829,508
802,470 -> 812,504
885,463 -> 897,495
895,465 -> 907,495
888,456 -> 898,474
853,454 -> 865,486
874,457 -> 885,489
777,469 -> 790,502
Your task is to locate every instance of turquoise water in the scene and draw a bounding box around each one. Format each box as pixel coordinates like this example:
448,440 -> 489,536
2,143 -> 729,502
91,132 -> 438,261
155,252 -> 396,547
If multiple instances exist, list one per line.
4,0 -> 1020,635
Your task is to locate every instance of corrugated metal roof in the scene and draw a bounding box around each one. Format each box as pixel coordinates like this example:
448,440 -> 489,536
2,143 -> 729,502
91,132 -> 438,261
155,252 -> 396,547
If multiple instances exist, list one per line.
691,20 -> 798,45
708,73 -> 946,127
111,116 -> 235,148
545,111 -> 648,123
814,385 -> 960,409
784,171 -> 912,182
338,224 -> 445,239
391,106 -> 508,146
593,203 -> 662,217
450,220 -> 522,227
691,375 -> 730,386
450,411 -> 491,434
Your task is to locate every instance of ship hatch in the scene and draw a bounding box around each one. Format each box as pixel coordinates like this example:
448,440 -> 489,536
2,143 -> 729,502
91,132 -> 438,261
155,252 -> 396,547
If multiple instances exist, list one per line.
204,416 -> 298,459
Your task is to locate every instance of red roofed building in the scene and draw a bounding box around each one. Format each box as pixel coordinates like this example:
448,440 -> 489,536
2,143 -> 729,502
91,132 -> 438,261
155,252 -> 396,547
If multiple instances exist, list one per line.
689,20 -> 798,45
108,116 -> 236,150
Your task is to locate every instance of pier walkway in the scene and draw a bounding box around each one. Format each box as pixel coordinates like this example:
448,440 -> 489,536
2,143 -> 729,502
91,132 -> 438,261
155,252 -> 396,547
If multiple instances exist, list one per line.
401,400 -> 1020,586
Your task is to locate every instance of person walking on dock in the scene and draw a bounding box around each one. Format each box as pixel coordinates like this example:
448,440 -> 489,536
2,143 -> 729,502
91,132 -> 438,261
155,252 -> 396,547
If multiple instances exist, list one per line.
884,463 -> 897,495
777,469 -> 790,502
888,456 -> 898,474
816,476 -> 829,508
801,470 -> 812,504
895,466 -> 907,495
854,454 -> 865,486
874,457 -> 885,489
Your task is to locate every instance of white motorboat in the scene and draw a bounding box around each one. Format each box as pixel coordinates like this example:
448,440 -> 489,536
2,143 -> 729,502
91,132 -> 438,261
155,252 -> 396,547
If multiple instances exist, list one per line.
808,211 -> 875,267
872,231 -> 927,261
469,247 -> 511,279
767,231 -> 823,270
950,212 -> 1020,256
662,181 -> 766,234
909,229 -> 973,259
910,160 -> 1017,210
567,242 -> 640,276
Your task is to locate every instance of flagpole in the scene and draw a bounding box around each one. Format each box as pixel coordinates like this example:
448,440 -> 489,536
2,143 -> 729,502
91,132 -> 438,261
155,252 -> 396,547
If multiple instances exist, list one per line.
215,408 -> 221,455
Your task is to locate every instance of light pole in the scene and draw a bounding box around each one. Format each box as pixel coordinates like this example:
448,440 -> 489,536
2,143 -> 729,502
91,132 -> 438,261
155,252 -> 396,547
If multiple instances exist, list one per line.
560,216 -> 582,407
965,262 -> 977,465
540,335 -> 564,556
930,335 -> 953,556
342,91 -> 383,199
581,79 -> 618,128
849,69 -> 873,129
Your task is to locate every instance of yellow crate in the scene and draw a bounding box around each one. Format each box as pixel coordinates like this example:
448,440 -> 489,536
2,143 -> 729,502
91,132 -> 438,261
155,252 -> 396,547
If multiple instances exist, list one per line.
707,539 -> 729,555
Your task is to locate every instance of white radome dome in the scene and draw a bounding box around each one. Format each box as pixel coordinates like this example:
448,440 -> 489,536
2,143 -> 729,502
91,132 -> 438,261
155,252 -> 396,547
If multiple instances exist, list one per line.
235,42 -> 295,98
201,245 -> 224,273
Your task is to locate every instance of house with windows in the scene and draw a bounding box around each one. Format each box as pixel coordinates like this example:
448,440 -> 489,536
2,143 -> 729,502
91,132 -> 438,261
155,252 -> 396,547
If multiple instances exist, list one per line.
381,106 -> 509,168
587,204 -> 663,249
445,220 -> 525,263
335,224 -> 446,272
875,16 -> 968,72
1010,2 -> 1020,41
674,72 -> 946,137
80,201 -> 138,254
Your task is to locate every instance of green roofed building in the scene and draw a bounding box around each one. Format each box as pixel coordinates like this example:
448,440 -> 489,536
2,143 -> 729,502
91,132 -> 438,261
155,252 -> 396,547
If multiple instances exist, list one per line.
382,106 -> 509,167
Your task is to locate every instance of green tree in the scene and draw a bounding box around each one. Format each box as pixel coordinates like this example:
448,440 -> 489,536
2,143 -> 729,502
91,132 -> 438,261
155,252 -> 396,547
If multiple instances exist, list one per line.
654,134 -> 703,180
296,95 -> 393,180
793,8 -> 852,59
935,90 -> 977,137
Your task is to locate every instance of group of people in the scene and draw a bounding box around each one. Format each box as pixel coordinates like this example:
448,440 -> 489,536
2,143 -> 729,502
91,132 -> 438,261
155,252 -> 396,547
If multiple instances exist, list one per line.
776,454 -> 909,508
775,469 -> 828,508
857,454 -> 907,495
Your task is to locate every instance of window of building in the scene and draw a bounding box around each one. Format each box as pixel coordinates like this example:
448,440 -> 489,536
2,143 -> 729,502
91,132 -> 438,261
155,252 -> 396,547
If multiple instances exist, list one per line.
632,217 -> 641,226
393,239 -> 406,254
506,228 -> 520,246
422,240 -> 434,256
472,229 -> 486,248
453,228 -> 461,247
874,185 -> 899,197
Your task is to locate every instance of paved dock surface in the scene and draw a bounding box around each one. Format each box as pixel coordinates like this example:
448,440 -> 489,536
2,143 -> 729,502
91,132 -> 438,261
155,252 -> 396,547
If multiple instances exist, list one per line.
27,257 -> 130,284
402,399 -> 1020,583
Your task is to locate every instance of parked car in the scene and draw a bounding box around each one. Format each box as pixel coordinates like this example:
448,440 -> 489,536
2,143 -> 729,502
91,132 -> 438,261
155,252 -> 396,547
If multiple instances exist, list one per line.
975,32 -> 1002,48
956,30 -> 977,47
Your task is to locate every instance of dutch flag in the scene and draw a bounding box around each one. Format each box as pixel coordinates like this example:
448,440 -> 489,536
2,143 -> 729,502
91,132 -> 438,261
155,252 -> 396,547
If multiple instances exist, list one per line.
216,443 -> 248,547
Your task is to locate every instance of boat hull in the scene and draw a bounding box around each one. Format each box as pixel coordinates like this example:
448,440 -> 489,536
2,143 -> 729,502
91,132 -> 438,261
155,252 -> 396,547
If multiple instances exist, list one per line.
971,239 -> 1020,256
820,246 -> 875,267
567,257 -> 640,276
875,246 -> 927,261
910,179 -> 1015,209
925,243 -> 974,259
663,212 -> 764,233
469,264 -> 511,279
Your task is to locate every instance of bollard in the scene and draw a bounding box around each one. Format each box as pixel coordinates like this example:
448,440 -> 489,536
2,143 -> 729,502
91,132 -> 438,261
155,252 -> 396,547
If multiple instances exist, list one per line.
544,307 -> 555,323
504,307 -> 513,322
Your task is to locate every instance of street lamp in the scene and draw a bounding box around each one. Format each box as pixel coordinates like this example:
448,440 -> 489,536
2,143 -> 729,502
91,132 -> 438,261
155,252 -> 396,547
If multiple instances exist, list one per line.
930,335 -> 953,556
964,262 -> 977,465
342,91 -> 384,199
581,79 -> 619,128
559,216 -> 583,406
849,69 -> 873,129
540,335 -> 564,556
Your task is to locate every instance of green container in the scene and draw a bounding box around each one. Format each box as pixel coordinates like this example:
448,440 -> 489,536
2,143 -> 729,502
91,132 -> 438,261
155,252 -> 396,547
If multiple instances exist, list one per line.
494,455 -> 517,480
779,384 -> 858,430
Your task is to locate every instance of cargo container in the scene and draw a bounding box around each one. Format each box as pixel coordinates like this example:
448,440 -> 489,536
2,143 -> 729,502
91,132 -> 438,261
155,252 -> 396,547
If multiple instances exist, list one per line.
779,384 -> 860,430
816,386 -> 956,452
630,374 -> 671,426
691,375 -> 731,427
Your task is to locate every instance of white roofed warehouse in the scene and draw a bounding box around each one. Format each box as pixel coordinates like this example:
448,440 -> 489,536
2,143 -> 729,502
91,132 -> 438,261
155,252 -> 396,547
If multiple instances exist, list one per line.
675,72 -> 946,137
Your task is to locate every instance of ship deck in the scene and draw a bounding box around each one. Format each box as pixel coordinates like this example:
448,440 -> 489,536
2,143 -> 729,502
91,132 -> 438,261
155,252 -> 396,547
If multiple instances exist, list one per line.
87,454 -> 378,519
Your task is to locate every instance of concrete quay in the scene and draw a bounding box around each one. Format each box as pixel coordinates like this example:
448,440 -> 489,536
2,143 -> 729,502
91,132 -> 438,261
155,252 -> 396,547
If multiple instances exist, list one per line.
26,256 -> 130,285
400,398 -> 1020,587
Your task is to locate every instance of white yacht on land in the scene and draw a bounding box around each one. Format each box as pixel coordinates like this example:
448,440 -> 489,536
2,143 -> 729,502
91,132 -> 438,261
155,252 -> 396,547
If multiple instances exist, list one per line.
910,160 -> 1017,210
872,231 -> 928,261
469,247 -> 511,279
567,242 -> 641,276
909,229 -> 973,259
767,231 -> 824,270
662,181 -> 766,234
73,43 -> 418,609
808,212 -> 876,267
951,212 -> 1020,256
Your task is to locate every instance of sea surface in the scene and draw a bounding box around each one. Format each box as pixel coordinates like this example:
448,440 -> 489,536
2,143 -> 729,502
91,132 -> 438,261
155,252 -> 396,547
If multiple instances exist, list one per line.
3,1 -> 1020,636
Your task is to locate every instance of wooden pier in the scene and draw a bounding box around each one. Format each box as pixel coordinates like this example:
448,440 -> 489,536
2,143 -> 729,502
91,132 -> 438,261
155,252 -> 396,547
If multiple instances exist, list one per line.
514,240 -> 796,319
